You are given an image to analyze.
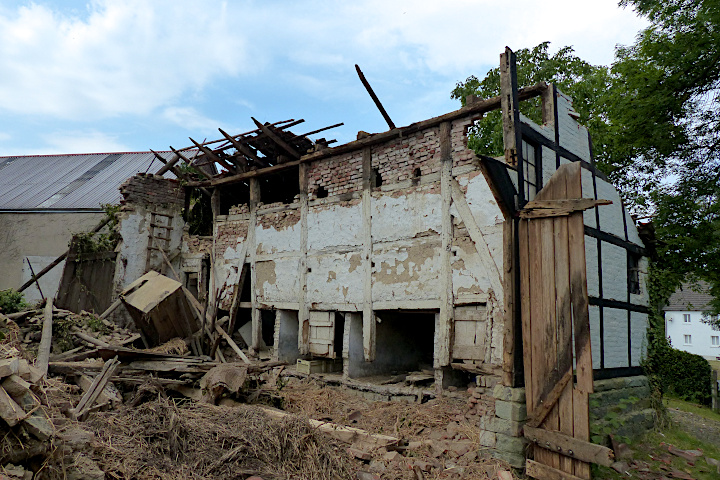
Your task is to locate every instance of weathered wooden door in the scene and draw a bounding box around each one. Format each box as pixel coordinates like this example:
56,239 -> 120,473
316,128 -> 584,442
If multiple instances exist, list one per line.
452,305 -> 488,361
308,311 -> 335,357
518,162 -> 614,479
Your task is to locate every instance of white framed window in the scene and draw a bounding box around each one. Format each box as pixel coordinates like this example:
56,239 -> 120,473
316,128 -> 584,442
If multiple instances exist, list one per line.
683,314 -> 691,323
684,335 -> 692,345
712,336 -> 719,347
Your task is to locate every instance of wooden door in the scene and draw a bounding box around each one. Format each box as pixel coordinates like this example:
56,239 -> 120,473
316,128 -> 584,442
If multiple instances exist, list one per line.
452,305 -> 487,361
308,311 -> 335,357
518,162 -> 614,479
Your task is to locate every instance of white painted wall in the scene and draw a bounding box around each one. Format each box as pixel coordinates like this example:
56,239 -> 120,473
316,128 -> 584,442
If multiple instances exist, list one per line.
665,310 -> 720,360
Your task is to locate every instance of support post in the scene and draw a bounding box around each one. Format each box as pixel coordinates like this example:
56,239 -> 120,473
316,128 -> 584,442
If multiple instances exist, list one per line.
361,146 -> 375,361
298,163 -> 310,354
437,121 -> 453,367
249,177 -> 261,353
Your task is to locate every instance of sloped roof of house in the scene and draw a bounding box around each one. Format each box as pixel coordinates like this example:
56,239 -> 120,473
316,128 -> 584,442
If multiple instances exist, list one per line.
664,281 -> 715,312
0,151 -> 176,211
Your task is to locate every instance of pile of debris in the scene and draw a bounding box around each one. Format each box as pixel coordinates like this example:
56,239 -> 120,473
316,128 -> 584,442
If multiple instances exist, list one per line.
0,270 -> 519,479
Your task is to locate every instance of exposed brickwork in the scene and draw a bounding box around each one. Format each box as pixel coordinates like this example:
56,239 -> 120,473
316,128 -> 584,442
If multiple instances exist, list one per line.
307,151 -> 363,199
119,173 -> 185,208
229,204 -> 249,215
371,127 -> 441,184
258,209 -> 301,230
216,219 -> 249,255
451,117 -> 477,169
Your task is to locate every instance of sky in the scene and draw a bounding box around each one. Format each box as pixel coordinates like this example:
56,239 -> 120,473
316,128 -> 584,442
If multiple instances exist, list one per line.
0,0 -> 648,157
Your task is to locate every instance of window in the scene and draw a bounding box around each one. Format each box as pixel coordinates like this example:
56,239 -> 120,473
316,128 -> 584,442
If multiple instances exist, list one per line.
712,336 -> 719,347
683,314 -> 691,323
684,335 -> 692,345
628,253 -> 641,295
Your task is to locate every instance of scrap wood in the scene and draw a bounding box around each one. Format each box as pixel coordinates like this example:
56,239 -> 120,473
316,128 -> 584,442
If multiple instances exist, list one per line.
257,405 -> 399,448
72,356 -> 120,420
200,363 -> 248,404
36,297 -> 54,378
71,327 -> 109,348
216,324 -> 250,364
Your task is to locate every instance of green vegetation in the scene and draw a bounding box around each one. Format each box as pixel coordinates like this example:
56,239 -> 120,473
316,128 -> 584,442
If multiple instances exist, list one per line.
593,398 -> 720,480
0,289 -> 27,315
73,204 -> 121,255
452,0 -> 720,321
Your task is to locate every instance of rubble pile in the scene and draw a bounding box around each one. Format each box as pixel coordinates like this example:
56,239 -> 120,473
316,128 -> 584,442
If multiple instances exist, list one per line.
0,274 -> 519,479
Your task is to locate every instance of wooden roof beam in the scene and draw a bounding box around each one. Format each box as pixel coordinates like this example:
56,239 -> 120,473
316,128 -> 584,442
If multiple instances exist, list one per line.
218,128 -> 269,168
251,117 -> 302,160
189,137 -> 238,173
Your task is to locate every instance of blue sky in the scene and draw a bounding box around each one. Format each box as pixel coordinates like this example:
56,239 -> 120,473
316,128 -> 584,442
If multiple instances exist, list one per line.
0,1 -> 647,156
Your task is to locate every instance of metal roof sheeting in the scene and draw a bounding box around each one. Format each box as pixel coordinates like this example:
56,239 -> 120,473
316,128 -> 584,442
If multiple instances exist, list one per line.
0,152 -> 177,210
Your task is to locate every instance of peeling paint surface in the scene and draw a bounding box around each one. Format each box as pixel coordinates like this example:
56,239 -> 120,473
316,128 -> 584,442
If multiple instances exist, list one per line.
307,202 -> 363,250
255,216 -> 301,255
306,253 -> 363,304
371,241 -> 439,302
372,187 -> 441,243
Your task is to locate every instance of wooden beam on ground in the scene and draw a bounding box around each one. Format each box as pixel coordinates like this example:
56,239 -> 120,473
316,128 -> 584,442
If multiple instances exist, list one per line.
72,356 -> 120,420
258,406 -> 399,448
17,216 -> 112,293
523,426 -> 615,467
36,298 -> 54,378
215,324 -> 250,364
251,117 -> 302,160
71,328 -> 109,348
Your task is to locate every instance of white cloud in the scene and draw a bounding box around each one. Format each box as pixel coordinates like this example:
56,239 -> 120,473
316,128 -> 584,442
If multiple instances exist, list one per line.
162,107 -> 224,135
0,1 -> 248,120
40,130 -> 130,154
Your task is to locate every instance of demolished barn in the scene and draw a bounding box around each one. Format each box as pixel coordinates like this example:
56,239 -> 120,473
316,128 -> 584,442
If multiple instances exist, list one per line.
0,48 -> 652,476
103,49 -> 651,470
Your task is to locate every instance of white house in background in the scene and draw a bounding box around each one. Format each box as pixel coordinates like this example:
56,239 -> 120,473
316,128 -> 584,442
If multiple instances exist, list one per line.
664,282 -> 720,360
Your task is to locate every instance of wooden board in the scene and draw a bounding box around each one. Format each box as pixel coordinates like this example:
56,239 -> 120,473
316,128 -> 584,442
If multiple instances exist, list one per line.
519,163 -> 594,479
308,311 -> 335,357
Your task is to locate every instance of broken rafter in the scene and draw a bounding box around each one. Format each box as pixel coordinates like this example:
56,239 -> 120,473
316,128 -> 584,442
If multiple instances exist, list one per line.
218,128 -> 268,168
186,82 -> 548,188
189,138 -> 238,173
174,119 -> 297,154
290,122 -> 344,141
251,117 -> 302,160
355,64 -> 396,130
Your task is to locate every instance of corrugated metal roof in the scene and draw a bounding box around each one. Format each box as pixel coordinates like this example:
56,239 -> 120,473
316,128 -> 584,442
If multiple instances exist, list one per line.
0,151 -> 178,210
664,281 -> 715,311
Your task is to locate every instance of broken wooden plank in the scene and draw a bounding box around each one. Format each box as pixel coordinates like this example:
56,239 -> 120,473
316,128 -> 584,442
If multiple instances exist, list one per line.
36,297 -> 54,378
526,459 -> 585,480
73,356 -> 120,420
215,324 -> 250,364
524,426 -> 614,467
0,386 -> 24,427
355,64 -> 395,130
189,137 -> 237,172
518,198 -> 611,219
218,128 -> 267,167
24,258 -> 45,300
71,328 -> 110,348
251,117 -> 302,160
258,405 -> 399,448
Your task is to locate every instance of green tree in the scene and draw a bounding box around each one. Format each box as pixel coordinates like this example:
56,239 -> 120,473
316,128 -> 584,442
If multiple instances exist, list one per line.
451,42 -> 612,170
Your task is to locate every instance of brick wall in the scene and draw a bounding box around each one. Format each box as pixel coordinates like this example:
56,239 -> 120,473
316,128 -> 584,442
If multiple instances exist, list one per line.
308,151 -> 363,199
371,127 -> 441,184
119,173 -> 185,208
216,219 -> 249,256
451,118 -> 477,169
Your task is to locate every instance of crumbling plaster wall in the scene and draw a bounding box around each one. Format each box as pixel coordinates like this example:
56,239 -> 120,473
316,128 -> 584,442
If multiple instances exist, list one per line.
113,174 -> 185,293
210,114 -> 507,370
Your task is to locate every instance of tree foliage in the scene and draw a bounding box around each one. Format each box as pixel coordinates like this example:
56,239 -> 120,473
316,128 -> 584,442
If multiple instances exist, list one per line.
452,0 -> 720,316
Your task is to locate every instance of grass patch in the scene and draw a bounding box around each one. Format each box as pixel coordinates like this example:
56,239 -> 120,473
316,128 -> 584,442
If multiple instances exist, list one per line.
665,396 -> 720,423
593,397 -> 720,480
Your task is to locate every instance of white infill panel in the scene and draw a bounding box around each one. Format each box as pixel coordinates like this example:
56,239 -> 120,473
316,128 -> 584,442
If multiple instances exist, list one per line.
308,311 -> 335,357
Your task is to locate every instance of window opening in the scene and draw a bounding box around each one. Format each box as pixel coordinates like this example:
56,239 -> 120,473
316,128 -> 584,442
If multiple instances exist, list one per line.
628,253 -> 641,295
684,334 -> 692,345
683,314 -> 691,323
316,185 -> 328,199
371,168 -> 383,188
